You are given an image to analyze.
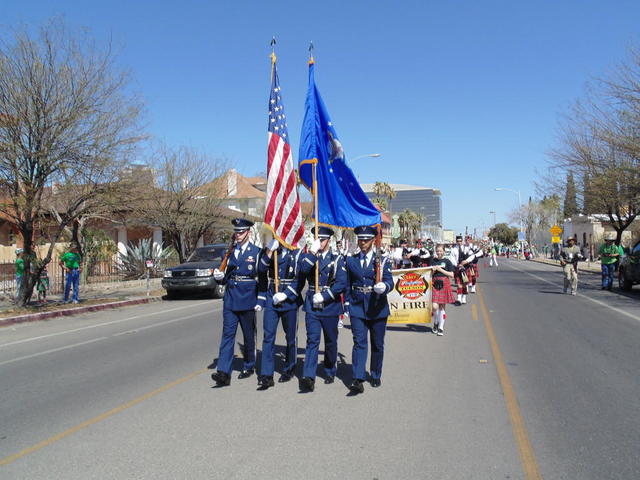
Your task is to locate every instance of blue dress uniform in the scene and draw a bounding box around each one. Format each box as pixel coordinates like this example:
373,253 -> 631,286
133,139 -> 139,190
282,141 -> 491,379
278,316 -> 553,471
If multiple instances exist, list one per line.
298,227 -> 347,391
257,246 -> 303,385
211,219 -> 263,386
345,225 -> 394,393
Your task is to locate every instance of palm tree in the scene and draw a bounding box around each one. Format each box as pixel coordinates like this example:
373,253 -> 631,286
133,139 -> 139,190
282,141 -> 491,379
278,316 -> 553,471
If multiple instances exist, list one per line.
398,209 -> 422,242
372,181 -> 396,211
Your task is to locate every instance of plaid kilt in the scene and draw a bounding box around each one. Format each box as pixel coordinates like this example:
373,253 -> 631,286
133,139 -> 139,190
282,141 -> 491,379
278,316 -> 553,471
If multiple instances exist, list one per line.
431,276 -> 456,304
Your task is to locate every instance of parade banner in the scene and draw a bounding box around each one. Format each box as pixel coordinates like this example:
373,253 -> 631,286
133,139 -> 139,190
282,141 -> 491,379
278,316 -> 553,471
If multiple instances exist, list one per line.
388,267 -> 432,324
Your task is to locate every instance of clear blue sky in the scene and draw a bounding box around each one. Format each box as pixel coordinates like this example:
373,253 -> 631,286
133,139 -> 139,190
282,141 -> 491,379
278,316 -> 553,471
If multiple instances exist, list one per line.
3,1 -> 639,235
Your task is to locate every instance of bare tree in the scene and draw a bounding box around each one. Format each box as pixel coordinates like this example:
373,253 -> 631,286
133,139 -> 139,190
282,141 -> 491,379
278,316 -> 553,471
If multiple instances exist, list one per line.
543,47 -> 640,245
0,19 -> 144,305
140,143 -> 230,263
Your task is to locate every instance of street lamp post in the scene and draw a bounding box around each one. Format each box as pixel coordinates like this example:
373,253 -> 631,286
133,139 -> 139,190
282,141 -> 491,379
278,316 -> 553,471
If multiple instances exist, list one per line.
489,210 -> 496,226
351,153 -> 381,182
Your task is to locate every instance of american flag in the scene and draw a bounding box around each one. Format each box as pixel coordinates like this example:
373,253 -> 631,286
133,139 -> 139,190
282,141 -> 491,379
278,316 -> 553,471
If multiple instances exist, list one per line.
264,61 -> 304,248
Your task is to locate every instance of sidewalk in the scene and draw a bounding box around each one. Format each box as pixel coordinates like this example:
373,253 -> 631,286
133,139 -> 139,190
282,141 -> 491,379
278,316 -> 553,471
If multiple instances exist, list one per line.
530,256 -> 602,274
0,278 -> 165,327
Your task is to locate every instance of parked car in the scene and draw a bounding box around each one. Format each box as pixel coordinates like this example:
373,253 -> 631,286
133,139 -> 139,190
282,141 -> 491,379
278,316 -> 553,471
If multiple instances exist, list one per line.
618,240 -> 640,291
162,244 -> 229,299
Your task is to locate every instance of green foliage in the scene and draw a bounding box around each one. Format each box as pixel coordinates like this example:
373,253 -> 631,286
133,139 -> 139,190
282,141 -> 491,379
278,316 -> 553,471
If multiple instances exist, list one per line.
563,172 -> 579,218
116,238 -> 176,280
82,228 -> 118,276
488,223 -> 519,245
372,197 -> 388,209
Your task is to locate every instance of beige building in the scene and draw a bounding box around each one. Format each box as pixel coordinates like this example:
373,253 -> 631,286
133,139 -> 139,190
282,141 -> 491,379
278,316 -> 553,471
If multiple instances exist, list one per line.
562,214 -> 640,256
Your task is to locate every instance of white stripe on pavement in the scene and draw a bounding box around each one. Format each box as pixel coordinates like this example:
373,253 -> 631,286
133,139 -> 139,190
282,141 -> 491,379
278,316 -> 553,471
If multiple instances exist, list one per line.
506,262 -> 640,324
111,311 -> 216,336
0,338 -> 107,367
0,301 -> 217,348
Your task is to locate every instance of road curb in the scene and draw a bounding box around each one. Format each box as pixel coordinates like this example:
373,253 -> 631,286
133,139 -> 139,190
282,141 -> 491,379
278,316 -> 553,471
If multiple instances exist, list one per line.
0,296 -> 163,327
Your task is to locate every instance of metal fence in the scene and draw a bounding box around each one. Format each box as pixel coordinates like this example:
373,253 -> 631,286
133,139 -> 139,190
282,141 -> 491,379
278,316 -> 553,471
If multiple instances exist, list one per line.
0,257 -> 177,296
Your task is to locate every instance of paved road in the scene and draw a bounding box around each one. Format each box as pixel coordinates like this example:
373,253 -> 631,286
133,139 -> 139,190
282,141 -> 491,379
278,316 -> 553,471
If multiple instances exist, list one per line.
1,259 -> 638,479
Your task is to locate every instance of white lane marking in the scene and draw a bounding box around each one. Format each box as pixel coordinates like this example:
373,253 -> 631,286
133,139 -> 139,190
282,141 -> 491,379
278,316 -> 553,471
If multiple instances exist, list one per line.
506,262 -> 640,323
0,338 -> 107,367
0,301 -> 216,348
112,311 -> 214,336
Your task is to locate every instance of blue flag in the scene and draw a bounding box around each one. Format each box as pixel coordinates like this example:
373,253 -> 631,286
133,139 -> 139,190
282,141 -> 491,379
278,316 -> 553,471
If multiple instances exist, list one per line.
298,60 -> 381,229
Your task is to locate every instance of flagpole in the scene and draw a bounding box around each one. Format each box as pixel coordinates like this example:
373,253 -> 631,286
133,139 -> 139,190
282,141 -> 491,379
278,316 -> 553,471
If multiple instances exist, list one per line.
307,42 -> 320,292
312,159 -> 319,291
270,37 -> 280,293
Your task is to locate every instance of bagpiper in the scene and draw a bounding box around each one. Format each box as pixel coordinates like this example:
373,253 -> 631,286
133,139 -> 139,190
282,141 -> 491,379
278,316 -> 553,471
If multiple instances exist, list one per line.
344,225 -> 394,393
211,218 -> 264,386
465,235 -> 484,294
449,234 -> 476,305
297,226 -> 347,392
256,238 -> 303,389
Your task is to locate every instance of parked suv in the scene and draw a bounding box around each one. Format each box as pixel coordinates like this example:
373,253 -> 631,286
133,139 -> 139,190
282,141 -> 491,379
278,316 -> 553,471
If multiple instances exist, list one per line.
162,244 -> 228,299
618,240 -> 640,291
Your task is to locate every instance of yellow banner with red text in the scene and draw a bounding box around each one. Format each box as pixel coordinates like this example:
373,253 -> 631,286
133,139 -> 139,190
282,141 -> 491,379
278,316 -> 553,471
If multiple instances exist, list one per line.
388,267 -> 432,324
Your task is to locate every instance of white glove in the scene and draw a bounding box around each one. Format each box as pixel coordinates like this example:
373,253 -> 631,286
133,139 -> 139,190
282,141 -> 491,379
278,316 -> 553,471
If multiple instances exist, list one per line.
272,292 -> 287,305
254,304 -> 263,312
268,239 -> 280,252
342,310 -> 349,318
213,269 -> 224,281
312,292 -> 324,305
309,238 -> 322,254
373,282 -> 386,294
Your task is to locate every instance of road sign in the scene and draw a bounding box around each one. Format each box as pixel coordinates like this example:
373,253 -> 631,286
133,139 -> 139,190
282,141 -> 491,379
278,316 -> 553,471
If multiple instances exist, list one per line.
549,225 -> 562,236
551,236 -> 561,243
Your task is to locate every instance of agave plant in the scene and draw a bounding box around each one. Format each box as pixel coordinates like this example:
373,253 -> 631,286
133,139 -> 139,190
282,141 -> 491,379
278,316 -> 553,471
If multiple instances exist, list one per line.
116,238 -> 176,279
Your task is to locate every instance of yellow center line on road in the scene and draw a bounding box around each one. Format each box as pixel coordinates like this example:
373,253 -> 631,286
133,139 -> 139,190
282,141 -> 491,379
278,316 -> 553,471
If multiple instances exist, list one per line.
0,368 -> 208,466
477,286 -> 543,480
471,303 -> 478,321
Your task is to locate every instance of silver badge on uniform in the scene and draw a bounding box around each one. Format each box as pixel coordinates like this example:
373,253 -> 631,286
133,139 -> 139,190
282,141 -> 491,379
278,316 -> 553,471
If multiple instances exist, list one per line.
248,265 -> 253,270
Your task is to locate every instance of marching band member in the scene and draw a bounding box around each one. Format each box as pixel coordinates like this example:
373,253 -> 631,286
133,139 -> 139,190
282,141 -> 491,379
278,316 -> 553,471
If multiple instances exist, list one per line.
211,218 -> 263,387
297,226 -> 347,392
466,235 -> 484,294
430,244 -> 456,336
256,238 -> 303,389
344,225 -> 394,393
449,235 -> 476,305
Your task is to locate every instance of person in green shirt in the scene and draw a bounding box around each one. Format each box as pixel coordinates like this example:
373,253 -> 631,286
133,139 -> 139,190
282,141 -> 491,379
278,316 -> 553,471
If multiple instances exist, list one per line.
15,248 -> 25,299
598,233 -> 624,291
59,245 -> 82,303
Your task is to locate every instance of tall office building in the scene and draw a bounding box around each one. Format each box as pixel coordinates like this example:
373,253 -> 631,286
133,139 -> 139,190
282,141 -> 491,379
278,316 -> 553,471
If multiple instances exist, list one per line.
360,184 -> 443,240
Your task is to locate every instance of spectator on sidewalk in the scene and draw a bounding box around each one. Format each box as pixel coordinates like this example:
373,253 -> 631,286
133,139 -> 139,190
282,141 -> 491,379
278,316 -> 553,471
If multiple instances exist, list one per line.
598,233 -> 623,291
15,248 -> 24,300
37,265 -> 50,303
59,244 -> 82,304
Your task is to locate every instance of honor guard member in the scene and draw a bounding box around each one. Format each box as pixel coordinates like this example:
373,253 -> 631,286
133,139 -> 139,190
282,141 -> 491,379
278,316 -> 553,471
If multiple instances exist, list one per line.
298,226 -> 347,392
211,218 -> 263,386
256,238 -> 303,389
344,225 -> 394,393
450,235 -> 476,305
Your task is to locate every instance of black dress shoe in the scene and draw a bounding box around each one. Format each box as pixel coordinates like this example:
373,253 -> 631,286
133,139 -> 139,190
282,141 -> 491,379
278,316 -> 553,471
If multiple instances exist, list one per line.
258,375 -> 274,389
324,376 -> 335,384
299,376 -> 315,392
370,378 -> 381,388
278,371 -> 293,383
238,369 -> 254,379
349,379 -> 364,394
211,371 -> 231,386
